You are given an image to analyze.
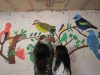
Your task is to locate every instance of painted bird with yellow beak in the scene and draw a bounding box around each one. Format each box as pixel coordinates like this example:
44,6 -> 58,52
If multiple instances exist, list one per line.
32,20 -> 55,35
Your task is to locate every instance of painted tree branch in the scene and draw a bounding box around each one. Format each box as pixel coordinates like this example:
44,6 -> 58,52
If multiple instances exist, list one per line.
0,53 -> 8,61
59,26 -> 87,40
69,45 -> 88,55
7,37 -> 14,40
55,32 -> 62,45
64,39 -> 73,46
0,43 -> 4,53
7,36 -> 38,42
58,25 -> 88,56
59,26 -> 77,38
0,34 -> 37,63
73,28 -> 87,37
0,39 -> 8,61
8,34 -> 21,64
18,36 -> 38,42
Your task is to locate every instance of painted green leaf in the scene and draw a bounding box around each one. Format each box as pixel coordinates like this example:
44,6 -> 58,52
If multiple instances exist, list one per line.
67,23 -> 70,32
68,29 -> 70,32
20,29 -> 27,36
23,30 -> 27,34
81,39 -> 85,44
74,44 -> 79,48
13,51 -> 16,56
76,40 -> 80,43
27,44 -> 34,51
29,44 -> 34,48
30,33 -> 33,37
31,39 -> 34,42
73,35 -> 78,40
74,40 -> 80,48
98,32 -> 100,38
69,34 -> 73,38
76,44 -> 79,48
38,32 -> 41,35
20,29 -> 23,34
28,51 -> 35,63
60,33 -> 67,42
74,45 -> 77,48
69,24 -> 73,31
13,31 -> 19,35
67,23 -> 69,28
30,53 -> 35,63
34,32 -> 37,36
27,47 -> 30,50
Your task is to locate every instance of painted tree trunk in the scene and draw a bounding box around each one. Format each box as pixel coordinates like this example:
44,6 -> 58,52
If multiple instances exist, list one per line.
8,35 -> 21,64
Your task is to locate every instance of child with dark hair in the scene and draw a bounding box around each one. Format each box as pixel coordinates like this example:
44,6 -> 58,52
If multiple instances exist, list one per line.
33,42 -> 54,75
53,45 -> 72,75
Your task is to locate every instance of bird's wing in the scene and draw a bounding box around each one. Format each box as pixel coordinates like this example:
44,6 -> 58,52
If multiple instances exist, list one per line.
79,22 -> 88,26
39,22 -> 55,33
79,18 -> 92,26
94,37 -> 100,49
1,33 -> 5,43
87,36 -> 99,50
35,23 -> 49,32
0,32 -> 8,44
39,22 -> 49,30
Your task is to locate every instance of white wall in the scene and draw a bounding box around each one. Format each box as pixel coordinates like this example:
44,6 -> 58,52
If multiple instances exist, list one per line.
0,10 -> 100,75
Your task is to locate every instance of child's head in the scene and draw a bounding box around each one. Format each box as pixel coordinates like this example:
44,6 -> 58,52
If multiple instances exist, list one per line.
55,45 -> 69,58
55,45 -> 72,75
34,43 -> 50,59
33,43 -> 51,74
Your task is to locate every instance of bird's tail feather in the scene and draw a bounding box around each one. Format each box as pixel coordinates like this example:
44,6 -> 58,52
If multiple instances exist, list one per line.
92,25 -> 97,29
93,50 -> 100,60
50,26 -> 55,29
49,29 -> 55,36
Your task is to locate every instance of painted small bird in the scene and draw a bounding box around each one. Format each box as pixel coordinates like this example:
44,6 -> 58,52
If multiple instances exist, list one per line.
73,14 -> 97,30
0,23 -> 11,44
32,20 -> 55,34
56,24 -> 66,32
87,30 -> 100,60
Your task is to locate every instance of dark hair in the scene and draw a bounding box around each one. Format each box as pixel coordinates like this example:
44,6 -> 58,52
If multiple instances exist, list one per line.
54,45 -> 72,75
33,43 -> 50,74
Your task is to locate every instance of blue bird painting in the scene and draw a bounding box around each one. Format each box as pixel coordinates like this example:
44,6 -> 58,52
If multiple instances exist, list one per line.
73,14 -> 97,30
87,30 -> 100,60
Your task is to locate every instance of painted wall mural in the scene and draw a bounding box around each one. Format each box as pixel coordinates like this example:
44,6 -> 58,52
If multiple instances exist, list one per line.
0,11 -> 100,75
0,23 -> 42,64
0,14 -> 100,64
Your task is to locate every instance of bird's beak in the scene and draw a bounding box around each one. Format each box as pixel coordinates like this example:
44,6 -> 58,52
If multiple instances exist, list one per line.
32,23 -> 35,25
